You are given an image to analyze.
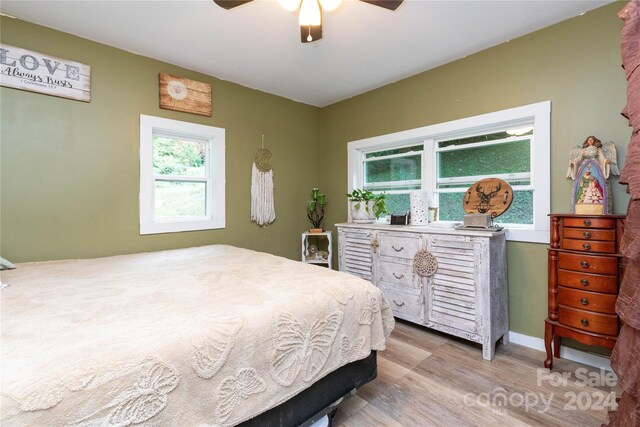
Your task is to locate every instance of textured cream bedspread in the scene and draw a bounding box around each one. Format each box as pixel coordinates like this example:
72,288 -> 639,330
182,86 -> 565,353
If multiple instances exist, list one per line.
1,245 -> 394,426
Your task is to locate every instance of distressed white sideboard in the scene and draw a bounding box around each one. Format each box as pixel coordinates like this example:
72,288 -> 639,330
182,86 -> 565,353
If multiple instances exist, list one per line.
337,223 -> 508,360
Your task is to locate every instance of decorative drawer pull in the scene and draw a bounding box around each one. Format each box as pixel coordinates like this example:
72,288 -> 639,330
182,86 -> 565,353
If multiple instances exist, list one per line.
583,231 -> 591,238
582,243 -> 591,250
392,273 -> 404,279
392,245 -> 404,252
583,219 -> 592,226
580,298 -> 589,306
581,261 -> 589,268
580,319 -> 589,327
393,299 -> 405,307
580,279 -> 589,286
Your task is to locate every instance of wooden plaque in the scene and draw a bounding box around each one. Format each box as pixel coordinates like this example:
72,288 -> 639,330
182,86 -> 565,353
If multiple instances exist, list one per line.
463,178 -> 513,218
159,73 -> 211,116
0,44 -> 91,102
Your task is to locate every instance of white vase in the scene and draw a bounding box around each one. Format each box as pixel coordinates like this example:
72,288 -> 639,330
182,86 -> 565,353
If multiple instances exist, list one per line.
410,191 -> 429,225
350,201 -> 376,223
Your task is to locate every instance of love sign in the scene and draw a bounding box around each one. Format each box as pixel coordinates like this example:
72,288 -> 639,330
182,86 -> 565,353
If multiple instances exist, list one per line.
0,44 -> 91,102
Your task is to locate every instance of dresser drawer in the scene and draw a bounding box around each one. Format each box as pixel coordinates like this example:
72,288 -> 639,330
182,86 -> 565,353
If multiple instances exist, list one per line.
557,252 -> 618,275
561,239 -> 616,254
563,228 -> 615,241
563,217 -> 616,229
381,286 -> 423,320
557,269 -> 618,294
378,234 -> 420,260
558,305 -> 618,336
557,287 -> 617,314
378,261 -> 420,293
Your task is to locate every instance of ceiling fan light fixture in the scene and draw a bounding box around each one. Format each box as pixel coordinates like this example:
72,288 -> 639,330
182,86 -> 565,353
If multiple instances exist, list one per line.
299,0 -> 322,26
278,0 -> 302,12
318,0 -> 342,12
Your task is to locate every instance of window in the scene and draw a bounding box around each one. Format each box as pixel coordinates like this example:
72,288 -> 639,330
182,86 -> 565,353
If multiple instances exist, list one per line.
139,115 -> 225,234
364,145 -> 423,213
435,128 -> 533,225
348,101 -> 551,243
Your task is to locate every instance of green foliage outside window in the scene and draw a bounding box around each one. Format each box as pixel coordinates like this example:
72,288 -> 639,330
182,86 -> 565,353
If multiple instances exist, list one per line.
152,136 -> 208,218
438,190 -> 533,224
153,136 -> 206,176
438,140 -> 530,179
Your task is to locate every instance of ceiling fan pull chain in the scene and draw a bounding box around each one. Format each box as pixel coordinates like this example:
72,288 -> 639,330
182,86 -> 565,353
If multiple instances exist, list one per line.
307,25 -> 313,42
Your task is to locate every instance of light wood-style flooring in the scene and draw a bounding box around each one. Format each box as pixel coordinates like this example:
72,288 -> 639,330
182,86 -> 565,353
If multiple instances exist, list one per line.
334,320 -> 617,426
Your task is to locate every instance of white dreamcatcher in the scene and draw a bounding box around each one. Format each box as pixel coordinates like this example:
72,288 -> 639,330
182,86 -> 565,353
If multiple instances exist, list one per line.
251,135 -> 276,226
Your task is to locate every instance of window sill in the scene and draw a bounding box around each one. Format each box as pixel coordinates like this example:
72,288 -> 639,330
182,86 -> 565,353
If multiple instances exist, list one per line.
140,218 -> 225,235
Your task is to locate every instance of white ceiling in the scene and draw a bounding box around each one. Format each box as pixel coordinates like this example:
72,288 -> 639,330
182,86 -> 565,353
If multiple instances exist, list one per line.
1,0 -> 611,107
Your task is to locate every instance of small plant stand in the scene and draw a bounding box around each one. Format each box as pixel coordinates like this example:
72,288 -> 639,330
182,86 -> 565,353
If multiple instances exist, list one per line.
301,231 -> 332,269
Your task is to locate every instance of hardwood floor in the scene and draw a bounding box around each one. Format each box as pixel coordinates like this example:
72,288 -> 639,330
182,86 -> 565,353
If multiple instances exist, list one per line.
334,320 -> 617,426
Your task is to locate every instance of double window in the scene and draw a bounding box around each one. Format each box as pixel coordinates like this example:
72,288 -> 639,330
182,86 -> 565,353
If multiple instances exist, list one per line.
349,101 -> 550,243
139,115 -> 225,235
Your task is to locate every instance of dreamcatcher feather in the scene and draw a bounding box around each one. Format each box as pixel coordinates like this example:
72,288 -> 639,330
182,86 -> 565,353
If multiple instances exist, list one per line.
251,136 -> 276,226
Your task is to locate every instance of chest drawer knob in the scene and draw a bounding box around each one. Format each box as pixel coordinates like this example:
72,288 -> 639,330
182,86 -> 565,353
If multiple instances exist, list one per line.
580,298 -> 589,306
581,261 -> 589,268
392,273 -> 405,279
584,219 -> 592,226
581,319 -> 590,327
392,245 -> 404,252
582,243 -> 591,250
583,231 -> 591,238
580,279 -> 589,286
393,299 -> 405,307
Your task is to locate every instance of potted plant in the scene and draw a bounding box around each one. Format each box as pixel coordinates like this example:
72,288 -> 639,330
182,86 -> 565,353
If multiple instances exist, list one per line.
307,188 -> 325,233
346,189 -> 387,223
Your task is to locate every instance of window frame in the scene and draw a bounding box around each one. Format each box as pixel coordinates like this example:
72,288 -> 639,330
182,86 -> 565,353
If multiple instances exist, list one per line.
139,115 -> 225,235
347,101 -> 551,243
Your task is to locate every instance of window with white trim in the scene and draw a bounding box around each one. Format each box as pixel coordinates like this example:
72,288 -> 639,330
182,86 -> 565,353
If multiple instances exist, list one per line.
139,115 -> 225,235
348,101 -> 551,243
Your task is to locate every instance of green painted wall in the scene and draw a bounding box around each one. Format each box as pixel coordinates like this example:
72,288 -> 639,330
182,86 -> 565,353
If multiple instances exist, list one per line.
318,1 -> 630,343
0,2 -> 631,349
0,16 -> 321,263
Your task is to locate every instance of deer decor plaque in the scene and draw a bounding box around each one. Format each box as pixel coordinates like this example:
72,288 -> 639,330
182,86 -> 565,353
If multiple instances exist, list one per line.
461,178 -> 513,229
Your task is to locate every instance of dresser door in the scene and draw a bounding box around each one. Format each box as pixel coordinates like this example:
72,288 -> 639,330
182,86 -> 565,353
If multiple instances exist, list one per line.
426,235 -> 480,335
338,228 -> 374,282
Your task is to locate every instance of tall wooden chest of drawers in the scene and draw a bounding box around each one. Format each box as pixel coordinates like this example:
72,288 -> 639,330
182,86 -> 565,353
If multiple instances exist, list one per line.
544,214 -> 625,369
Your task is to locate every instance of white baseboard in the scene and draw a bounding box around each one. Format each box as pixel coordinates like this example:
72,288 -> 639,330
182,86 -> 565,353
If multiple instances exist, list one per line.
508,331 -> 612,371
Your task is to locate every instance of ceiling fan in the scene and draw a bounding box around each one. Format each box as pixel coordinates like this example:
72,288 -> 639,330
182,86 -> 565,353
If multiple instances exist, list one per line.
213,0 -> 404,43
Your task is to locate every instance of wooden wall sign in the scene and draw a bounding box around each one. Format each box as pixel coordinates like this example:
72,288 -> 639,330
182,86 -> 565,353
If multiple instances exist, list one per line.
0,44 -> 91,102
159,73 -> 212,116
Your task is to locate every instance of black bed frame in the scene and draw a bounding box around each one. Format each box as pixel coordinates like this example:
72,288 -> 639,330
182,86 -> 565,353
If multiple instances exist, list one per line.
238,351 -> 377,427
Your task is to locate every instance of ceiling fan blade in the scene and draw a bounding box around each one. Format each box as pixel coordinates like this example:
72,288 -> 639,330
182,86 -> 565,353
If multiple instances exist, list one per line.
358,0 -> 403,11
300,24 -> 323,43
213,0 -> 254,10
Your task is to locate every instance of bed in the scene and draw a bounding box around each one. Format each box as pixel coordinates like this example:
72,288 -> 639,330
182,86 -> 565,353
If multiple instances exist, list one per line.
0,245 -> 394,426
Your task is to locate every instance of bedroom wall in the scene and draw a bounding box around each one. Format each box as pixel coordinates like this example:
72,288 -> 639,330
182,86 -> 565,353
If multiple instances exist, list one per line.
0,17 -> 321,263
318,1 -> 630,343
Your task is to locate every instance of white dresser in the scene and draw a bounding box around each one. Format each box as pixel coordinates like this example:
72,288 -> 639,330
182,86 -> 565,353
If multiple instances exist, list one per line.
337,223 -> 508,360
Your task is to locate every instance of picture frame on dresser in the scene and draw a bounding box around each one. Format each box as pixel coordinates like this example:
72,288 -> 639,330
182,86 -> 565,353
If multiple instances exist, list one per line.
544,214 -> 625,369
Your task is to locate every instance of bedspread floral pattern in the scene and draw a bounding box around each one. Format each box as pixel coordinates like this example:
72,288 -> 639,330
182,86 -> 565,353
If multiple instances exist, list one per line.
1,245 -> 394,426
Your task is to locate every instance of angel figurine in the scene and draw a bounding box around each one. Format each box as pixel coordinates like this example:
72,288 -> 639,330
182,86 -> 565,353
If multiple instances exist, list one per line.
567,135 -> 620,214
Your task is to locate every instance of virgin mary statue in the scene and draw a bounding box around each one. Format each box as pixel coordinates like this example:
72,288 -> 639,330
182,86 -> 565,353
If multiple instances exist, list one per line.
567,135 -> 620,214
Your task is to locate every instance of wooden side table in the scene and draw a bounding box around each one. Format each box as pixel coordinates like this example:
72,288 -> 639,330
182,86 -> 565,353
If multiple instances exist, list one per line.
544,214 -> 625,369
301,231 -> 332,269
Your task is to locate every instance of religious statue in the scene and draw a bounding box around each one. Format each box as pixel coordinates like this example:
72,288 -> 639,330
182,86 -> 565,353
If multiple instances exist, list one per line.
567,135 -> 620,214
